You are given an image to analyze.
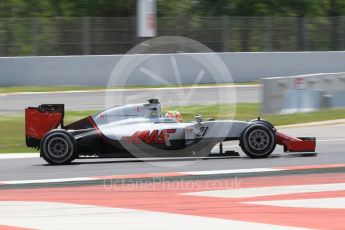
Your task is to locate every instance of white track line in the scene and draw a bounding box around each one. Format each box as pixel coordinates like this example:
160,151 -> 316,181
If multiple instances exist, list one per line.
0,164 -> 344,185
2,177 -> 95,185
0,167 -> 282,185
186,183 -> 345,198
245,197 -> 345,209
0,153 -> 39,159
183,168 -> 282,176
318,138 -> 345,142
0,201 -> 306,230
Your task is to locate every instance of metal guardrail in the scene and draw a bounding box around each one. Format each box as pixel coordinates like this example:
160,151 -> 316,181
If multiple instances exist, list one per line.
0,16 -> 345,56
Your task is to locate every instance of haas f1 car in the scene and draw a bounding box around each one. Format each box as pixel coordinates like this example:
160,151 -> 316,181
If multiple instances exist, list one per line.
25,99 -> 316,165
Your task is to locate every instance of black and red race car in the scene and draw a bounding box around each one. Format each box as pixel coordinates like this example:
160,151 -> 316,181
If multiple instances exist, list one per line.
25,99 -> 316,165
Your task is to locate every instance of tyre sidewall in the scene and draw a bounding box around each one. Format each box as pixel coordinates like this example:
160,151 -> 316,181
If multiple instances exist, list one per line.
41,130 -> 76,165
250,119 -> 275,130
240,124 -> 276,158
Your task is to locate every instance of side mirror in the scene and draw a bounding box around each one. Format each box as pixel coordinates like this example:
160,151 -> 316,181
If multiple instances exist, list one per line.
195,114 -> 203,124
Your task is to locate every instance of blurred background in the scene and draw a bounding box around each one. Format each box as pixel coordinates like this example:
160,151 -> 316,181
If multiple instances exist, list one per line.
1,0 -> 345,56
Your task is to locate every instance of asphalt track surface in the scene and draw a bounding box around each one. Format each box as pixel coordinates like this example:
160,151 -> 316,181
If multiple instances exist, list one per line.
0,85 -> 259,114
0,122 -> 344,229
0,122 -> 344,181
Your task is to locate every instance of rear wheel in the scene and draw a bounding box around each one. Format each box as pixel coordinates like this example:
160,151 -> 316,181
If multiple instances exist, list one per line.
40,130 -> 76,165
240,124 -> 276,158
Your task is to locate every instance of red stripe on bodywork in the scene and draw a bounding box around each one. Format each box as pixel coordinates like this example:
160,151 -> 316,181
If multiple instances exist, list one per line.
87,116 -> 108,144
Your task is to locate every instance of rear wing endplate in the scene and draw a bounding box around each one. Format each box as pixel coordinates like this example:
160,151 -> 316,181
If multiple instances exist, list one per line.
25,104 -> 65,148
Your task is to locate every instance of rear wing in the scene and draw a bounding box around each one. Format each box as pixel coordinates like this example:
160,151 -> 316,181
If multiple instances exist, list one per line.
25,104 -> 64,149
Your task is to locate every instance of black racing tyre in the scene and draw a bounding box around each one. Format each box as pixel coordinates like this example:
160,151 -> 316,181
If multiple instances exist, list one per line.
250,119 -> 275,130
240,124 -> 276,158
40,129 -> 77,165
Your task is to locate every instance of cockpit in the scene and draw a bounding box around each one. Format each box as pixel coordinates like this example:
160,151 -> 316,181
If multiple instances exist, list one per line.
92,99 -> 181,125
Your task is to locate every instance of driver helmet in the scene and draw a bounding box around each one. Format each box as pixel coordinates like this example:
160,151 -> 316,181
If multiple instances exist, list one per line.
165,111 -> 183,122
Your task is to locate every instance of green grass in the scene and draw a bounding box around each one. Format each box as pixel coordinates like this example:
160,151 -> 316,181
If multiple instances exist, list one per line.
0,111 -> 97,153
1,103 -> 345,153
165,103 -> 259,121
0,82 -> 259,94
0,86 -> 104,93
165,104 -> 345,126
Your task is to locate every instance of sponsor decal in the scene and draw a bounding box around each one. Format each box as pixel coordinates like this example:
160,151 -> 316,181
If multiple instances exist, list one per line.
122,129 -> 176,144
294,77 -> 305,90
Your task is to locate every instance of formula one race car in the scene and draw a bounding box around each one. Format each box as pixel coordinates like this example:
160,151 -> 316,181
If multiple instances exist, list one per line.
25,99 -> 316,165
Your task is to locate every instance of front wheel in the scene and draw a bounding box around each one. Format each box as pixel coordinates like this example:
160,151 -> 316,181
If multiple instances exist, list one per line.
40,130 -> 77,165
240,124 -> 276,158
